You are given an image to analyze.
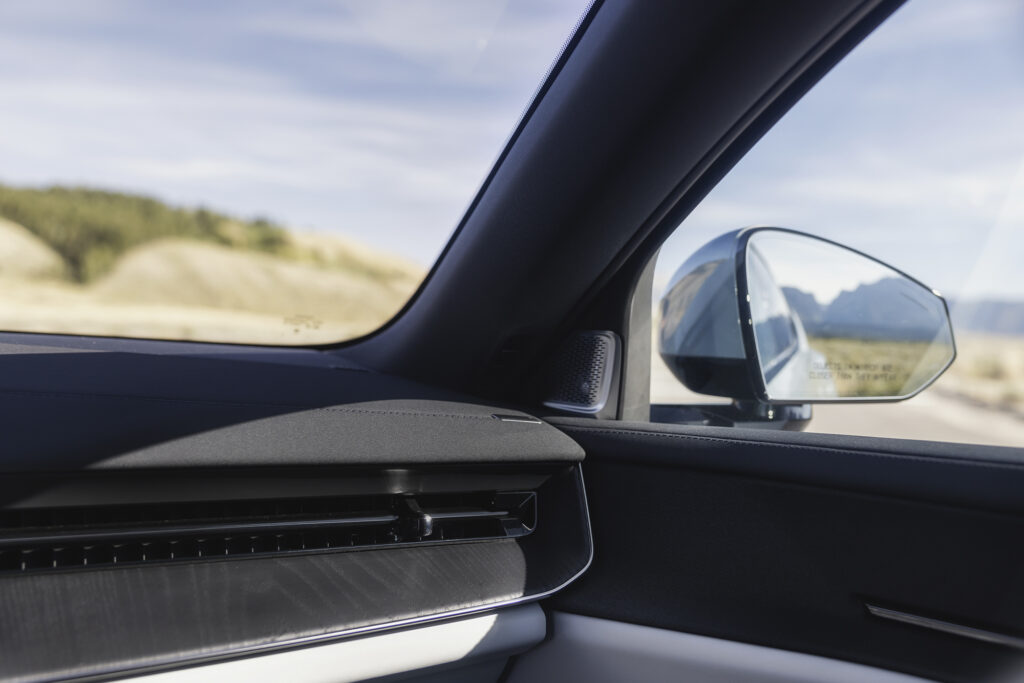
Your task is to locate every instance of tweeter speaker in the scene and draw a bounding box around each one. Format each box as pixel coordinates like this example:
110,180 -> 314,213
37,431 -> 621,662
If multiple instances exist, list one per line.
542,330 -> 620,415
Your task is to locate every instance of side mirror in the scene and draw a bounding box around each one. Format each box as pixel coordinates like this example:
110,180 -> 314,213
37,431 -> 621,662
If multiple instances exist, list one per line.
658,228 -> 955,404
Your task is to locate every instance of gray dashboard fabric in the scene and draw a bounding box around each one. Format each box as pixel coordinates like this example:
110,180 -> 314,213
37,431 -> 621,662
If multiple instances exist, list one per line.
0,339 -> 582,470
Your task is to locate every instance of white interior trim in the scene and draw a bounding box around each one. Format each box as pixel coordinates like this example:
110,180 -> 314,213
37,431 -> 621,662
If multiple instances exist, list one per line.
130,605 -> 545,683
507,612 -> 937,683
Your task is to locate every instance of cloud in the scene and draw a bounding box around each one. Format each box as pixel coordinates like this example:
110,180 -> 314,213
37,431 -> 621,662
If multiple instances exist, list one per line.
862,0 -> 1022,53
0,0 -> 590,263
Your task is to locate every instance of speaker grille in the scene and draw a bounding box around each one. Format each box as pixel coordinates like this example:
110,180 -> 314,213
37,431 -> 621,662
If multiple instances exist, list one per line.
543,331 -> 618,414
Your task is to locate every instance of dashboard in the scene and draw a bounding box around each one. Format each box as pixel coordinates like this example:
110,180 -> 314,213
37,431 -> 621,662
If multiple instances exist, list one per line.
0,336 -> 592,681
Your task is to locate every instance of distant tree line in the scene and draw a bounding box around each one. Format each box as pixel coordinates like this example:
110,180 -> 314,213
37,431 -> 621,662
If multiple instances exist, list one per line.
0,184 -> 288,282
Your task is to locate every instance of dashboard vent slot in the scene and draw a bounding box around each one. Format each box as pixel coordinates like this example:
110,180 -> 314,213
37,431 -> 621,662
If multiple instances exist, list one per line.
0,491 -> 536,573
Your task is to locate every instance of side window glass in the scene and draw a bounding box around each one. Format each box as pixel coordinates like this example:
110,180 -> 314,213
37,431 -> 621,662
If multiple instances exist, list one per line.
0,3 -> 589,345
650,0 -> 1023,447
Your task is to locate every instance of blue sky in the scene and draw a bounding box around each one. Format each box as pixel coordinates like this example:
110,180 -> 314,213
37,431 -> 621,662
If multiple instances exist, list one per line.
0,0 -> 1021,302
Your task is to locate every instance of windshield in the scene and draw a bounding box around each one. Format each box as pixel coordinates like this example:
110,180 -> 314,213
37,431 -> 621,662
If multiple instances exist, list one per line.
0,1 -> 590,344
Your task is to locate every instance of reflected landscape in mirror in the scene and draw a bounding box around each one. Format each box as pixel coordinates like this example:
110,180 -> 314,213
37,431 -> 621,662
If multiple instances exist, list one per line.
745,230 -> 955,402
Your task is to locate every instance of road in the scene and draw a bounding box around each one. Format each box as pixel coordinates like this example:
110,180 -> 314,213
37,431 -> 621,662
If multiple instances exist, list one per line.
651,360 -> 1024,448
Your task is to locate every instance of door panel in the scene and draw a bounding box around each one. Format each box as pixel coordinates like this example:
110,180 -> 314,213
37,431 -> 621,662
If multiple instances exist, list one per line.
546,418 -> 1024,683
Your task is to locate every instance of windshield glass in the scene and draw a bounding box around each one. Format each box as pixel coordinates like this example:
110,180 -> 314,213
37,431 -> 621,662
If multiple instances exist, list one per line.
0,1 -> 590,344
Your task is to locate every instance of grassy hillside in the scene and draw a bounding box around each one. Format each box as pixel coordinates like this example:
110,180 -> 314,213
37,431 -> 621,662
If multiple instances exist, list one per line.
939,333 -> 1024,414
0,184 -> 426,344
805,336 -> 951,398
94,239 -> 417,322
0,184 -> 288,282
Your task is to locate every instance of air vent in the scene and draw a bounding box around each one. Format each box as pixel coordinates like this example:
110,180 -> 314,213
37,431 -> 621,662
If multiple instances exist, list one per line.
0,491 -> 536,573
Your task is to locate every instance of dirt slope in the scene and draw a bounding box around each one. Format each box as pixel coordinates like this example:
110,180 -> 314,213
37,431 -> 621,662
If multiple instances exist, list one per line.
0,218 -> 65,280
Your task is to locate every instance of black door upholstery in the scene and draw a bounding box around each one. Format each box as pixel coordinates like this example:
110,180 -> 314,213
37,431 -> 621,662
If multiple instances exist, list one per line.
548,418 -> 1024,683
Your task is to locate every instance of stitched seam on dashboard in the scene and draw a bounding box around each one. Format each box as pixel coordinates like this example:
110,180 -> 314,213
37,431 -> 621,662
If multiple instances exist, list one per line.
558,425 -> 1024,471
0,390 -> 512,421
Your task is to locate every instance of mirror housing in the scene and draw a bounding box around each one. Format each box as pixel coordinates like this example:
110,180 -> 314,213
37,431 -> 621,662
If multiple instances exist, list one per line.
658,227 -> 956,404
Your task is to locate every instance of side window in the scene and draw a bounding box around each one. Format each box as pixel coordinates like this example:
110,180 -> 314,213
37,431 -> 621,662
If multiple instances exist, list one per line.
0,3 -> 588,346
650,0 -> 1023,447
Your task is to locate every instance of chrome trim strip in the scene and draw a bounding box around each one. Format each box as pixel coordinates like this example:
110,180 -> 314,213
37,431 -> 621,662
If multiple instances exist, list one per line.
61,465 -> 594,683
492,414 -> 544,424
426,508 -> 510,520
866,604 -> 1024,651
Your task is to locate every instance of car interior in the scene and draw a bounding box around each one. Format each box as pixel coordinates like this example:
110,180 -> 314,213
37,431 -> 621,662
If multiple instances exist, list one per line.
3,1 -> 1023,682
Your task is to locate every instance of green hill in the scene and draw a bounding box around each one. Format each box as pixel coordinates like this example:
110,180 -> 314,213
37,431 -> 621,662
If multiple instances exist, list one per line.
0,184 -> 287,283
0,183 -> 427,344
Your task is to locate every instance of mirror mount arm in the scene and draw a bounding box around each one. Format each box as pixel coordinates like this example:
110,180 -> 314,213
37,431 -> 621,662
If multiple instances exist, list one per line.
650,401 -> 812,431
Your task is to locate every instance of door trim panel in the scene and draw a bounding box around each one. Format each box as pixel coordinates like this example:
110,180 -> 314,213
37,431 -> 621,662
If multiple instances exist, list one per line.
549,419 -> 1024,683
551,418 -> 1024,514
867,605 -> 1024,652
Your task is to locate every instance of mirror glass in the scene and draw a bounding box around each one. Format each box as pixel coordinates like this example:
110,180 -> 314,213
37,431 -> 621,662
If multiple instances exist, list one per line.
745,230 -> 955,401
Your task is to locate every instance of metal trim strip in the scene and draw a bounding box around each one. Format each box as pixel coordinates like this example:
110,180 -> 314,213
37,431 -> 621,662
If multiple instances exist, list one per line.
867,604 -> 1024,651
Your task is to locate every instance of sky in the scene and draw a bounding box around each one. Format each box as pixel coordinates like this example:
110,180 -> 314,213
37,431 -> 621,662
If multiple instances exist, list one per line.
0,0 -> 589,263
749,231 -> 907,304
0,0 -> 1021,302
